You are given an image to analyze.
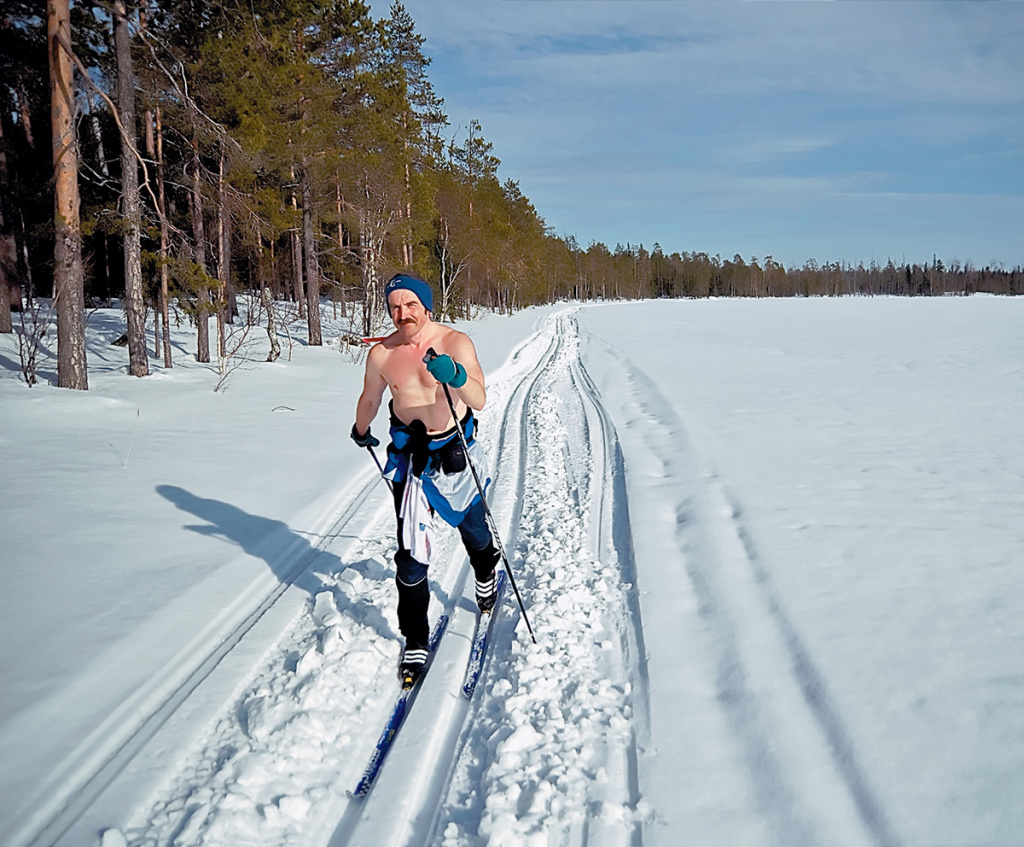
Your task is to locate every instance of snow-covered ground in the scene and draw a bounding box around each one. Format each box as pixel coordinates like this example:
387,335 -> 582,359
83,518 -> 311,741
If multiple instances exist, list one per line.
0,295 -> 1021,846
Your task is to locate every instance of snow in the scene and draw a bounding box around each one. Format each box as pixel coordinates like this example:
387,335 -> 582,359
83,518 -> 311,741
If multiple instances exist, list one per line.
1,295 -> 1022,846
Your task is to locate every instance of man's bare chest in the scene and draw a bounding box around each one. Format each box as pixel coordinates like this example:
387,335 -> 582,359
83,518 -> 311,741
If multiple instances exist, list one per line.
379,343 -> 463,431
381,347 -> 435,396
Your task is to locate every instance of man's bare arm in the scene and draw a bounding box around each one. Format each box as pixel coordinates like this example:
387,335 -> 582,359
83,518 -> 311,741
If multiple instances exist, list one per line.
446,332 -> 486,411
355,346 -> 388,434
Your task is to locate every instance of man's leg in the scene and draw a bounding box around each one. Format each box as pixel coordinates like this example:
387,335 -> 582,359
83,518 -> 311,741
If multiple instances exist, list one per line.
392,479 -> 430,676
458,496 -> 500,612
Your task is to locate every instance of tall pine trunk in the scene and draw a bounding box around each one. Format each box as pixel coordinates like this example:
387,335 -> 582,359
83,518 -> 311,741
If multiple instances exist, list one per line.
289,164 -> 304,319
302,166 -> 321,346
189,136 -> 210,362
0,117 -> 16,334
291,228 -> 304,316
139,0 -> 170,368
48,0 -> 88,389
335,177 -> 349,321
113,0 -> 148,376
216,146 -> 228,365
156,106 -> 171,367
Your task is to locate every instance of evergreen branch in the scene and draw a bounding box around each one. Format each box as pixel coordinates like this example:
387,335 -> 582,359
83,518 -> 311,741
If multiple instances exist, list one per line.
54,29 -> 162,219
132,22 -> 241,154
56,31 -> 198,250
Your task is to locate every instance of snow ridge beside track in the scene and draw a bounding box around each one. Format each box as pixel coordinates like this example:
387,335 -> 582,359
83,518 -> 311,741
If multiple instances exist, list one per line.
38,466 -> 390,847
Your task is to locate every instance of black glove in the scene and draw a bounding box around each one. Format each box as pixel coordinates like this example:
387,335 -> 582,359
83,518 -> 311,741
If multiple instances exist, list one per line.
351,423 -> 380,448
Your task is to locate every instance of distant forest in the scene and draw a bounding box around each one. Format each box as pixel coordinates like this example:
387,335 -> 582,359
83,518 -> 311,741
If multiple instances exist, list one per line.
2,1 -> 1020,386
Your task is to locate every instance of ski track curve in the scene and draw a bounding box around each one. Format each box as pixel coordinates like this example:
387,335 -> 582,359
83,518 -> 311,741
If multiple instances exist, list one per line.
579,327 -> 899,846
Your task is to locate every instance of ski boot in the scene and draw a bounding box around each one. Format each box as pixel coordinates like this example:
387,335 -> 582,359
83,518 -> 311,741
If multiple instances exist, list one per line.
399,644 -> 428,689
475,571 -> 498,614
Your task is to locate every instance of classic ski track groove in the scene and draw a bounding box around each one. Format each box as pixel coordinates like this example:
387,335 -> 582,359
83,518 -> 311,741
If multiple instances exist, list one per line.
585,331 -> 897,846
28,467 -> 388,847
415,322 -> 567,843
527,311 -> 647,845
566,314 -> 651,836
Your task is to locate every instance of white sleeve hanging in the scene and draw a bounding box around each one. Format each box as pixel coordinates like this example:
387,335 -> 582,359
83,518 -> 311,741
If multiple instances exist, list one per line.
400,473 -> 435,565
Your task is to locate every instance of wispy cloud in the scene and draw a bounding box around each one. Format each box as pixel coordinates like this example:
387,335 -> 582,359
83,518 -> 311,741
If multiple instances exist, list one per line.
716,135 -> 839,164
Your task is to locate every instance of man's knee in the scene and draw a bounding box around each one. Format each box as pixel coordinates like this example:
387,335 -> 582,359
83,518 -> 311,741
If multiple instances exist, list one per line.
395,550 -> 428,586
458,501 -> 493,553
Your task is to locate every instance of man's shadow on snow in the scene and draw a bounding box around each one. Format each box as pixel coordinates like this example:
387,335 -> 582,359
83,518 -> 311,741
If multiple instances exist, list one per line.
156,484 -> 397,641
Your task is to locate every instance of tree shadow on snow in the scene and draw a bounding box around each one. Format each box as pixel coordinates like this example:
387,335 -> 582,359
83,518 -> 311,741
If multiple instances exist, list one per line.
155,484 -> 396,641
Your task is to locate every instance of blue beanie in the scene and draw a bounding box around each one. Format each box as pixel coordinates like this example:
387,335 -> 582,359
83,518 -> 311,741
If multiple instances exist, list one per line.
385,274 -> 433,313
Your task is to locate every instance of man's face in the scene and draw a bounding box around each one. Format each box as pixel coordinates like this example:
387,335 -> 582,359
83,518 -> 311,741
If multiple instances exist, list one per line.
388,290 -> 429,335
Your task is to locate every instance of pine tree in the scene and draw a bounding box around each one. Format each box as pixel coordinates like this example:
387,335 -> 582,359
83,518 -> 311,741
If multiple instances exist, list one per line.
113,0 -> 148,376
3,3 -> 50,316
47,0 -> 88,388
0,115 -> 17,333
382,1 -> 447,267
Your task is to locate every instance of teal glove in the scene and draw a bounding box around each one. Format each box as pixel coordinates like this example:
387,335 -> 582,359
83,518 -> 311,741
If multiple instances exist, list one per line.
425,353 -> 468,388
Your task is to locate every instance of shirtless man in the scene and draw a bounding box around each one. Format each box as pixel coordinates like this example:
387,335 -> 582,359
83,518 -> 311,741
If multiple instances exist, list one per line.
351,274 -> 499,685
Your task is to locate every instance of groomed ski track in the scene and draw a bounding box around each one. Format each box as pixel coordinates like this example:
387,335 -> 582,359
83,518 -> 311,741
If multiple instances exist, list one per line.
35,305 -> 896,846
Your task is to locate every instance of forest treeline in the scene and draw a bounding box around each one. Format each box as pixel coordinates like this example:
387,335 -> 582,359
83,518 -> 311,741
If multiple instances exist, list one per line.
1,1 -> 1020,388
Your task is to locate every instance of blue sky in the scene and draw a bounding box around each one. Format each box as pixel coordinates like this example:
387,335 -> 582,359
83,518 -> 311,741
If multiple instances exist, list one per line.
373,1 -> 1023,269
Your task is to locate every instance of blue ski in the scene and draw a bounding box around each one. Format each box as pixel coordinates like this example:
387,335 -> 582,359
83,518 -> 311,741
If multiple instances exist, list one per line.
352,613 -> 449,799
462,569 -> 507,698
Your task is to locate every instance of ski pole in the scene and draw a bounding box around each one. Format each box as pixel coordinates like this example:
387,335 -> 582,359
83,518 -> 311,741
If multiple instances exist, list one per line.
366,444 -> 393,493
424,347 -> 537,644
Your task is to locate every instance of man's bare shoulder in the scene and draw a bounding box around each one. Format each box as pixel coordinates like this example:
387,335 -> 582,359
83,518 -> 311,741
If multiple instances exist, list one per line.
368,332 -> 420,365
376,329 -> 404,351
432,323 -> 473,349
365,336 -> 401,372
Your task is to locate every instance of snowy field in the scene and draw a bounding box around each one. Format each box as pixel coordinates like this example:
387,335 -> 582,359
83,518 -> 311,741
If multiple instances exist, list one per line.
0,295 -> 1021,846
